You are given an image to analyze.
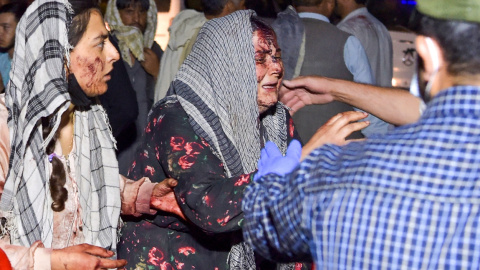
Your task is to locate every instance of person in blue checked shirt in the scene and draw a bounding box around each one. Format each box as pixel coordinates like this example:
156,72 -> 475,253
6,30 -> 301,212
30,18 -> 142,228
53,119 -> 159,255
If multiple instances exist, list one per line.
242,0 -> 480,269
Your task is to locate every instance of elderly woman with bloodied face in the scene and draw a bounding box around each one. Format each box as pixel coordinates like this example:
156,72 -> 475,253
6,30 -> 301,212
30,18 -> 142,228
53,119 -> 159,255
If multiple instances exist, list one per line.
0,0 -> 181,268
117,10 -> 310,269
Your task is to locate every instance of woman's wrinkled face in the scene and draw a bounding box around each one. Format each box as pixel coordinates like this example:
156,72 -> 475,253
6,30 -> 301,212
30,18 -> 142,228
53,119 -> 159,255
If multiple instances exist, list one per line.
69,11 -> 119,97
253,28 -> 283,114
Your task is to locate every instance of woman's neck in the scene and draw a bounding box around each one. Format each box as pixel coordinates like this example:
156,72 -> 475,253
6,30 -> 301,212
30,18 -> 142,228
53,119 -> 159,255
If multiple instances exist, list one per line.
57,104 -> 75,156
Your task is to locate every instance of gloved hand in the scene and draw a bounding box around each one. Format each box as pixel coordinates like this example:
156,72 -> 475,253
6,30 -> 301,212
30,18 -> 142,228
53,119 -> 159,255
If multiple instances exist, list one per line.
254,140 -> 302,181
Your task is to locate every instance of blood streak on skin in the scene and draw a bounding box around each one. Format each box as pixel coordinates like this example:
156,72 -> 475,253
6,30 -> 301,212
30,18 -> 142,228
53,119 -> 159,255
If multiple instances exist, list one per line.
86,57 -> 105,89
254,29 -> 279,83
76,56 -> 105,93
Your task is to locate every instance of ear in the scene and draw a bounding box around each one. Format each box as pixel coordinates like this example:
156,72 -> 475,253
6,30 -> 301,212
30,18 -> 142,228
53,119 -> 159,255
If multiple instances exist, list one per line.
416,35 -> 445,81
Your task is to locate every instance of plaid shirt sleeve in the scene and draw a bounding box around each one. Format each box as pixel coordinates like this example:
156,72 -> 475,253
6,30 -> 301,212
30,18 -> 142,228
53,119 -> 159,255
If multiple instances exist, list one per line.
244,122 -> 480,270
242,161 -> 315,262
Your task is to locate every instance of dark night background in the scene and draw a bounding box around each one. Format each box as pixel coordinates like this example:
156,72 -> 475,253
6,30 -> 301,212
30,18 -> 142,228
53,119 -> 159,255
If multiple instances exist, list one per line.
151,0 -> 417,30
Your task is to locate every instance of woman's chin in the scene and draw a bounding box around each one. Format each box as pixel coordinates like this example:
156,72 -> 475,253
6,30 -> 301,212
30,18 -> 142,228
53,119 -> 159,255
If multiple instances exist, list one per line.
83,84 -> 108,97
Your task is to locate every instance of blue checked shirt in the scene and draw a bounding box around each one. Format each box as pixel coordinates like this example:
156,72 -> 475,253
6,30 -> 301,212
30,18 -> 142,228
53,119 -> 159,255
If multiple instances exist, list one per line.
242,86 -> 480,269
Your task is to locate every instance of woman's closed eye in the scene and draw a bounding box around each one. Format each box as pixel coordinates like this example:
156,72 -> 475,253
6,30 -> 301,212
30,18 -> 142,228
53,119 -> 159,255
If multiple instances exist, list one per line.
255,52 -> 267,64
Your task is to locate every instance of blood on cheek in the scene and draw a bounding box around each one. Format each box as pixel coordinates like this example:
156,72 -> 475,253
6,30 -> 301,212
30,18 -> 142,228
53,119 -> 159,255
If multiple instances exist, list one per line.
256,63 -> 267,83
73,56 -> 105,94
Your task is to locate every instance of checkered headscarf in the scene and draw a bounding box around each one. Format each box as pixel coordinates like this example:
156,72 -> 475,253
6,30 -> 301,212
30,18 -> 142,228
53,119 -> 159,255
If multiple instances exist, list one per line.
167,10 -> 290,268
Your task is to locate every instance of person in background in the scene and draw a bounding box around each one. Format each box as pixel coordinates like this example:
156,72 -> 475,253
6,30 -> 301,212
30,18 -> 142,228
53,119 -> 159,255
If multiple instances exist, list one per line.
0,2 -> 27,93
272,0 -> 389,143
0,0 -> 10,8
243,0 -> 480,269
154,0 -> 245,101
104,0 -> 163,175
0,0 -> 180,268
335,0 -> 393,88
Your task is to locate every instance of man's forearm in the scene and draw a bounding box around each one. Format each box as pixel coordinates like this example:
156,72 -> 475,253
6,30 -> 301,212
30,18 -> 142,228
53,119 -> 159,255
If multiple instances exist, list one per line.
327,78 -> 422,126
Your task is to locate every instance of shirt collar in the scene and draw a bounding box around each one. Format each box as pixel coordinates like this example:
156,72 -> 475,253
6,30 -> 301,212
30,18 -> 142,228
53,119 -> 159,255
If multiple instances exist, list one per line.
422,85 -> 480,119
298,12 -> 330,23
340,7 -> 368,23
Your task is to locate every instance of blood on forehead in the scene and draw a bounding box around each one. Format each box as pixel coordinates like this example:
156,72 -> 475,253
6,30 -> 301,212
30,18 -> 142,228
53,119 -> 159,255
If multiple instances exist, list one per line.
251,17 -> 278,48
255,29 -> 276,49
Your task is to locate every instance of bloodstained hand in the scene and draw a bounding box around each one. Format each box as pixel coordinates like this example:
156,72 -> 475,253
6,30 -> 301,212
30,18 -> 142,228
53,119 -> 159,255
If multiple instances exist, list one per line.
151,178 -> 186,220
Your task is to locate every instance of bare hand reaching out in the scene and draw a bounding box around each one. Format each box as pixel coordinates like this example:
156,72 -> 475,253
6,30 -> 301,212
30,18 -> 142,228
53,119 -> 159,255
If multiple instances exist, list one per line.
301,111 -> 369,160
51,244 -> 127,270
280,76 -> 336,114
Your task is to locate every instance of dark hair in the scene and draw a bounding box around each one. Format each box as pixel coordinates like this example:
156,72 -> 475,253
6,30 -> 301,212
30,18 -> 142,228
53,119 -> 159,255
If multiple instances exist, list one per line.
68,0 -> 100,47
355,0 -> 367,5
409,9 -> 480,76
0,2 -> 28,22
116,0 -> 150,11
201,0 -> 229,16
43,118 -> 68,212
250,15 -> 275,35
45,0 -> 101,212
292,0 -> 323,7
245,0 -> 278,18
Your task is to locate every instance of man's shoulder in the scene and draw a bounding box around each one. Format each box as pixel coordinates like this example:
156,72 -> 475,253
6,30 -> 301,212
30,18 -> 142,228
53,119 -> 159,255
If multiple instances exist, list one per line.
0,52 -> 9,63
339,10 -> 389,35
170,9 -> 207,32
302,17 -> 351,38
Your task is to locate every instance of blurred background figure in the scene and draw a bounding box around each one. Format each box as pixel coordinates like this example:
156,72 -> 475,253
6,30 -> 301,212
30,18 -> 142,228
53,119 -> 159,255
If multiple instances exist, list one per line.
104,0 -> 163,175
335,0 -> 393,88
154,0 -> 245,101
0,0 -> 9,8
274,0 -> 389,143
0,2 -> 27,93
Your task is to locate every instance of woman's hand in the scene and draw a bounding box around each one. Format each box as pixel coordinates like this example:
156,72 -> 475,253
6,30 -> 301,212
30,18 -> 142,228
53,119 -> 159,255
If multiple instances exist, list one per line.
150,178 -> 186,220
301,111 -> 369,160
51,244 -> 126,270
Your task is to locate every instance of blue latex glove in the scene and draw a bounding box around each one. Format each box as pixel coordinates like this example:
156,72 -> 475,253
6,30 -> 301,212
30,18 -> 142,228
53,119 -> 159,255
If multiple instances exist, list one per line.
254,140 -> 302,181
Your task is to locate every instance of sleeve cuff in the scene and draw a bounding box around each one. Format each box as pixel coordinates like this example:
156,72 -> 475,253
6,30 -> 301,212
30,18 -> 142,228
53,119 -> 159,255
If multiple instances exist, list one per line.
33,246 -> 52,270
136,180 -> 157,215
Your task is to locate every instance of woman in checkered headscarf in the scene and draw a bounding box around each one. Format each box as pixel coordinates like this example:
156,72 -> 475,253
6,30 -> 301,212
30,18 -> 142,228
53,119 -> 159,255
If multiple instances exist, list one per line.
117,10 -> 307,270
0,0 -> 180,268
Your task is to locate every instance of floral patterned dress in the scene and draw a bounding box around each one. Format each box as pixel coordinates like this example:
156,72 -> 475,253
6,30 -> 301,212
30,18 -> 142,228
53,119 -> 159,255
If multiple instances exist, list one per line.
117,100 -> 300,269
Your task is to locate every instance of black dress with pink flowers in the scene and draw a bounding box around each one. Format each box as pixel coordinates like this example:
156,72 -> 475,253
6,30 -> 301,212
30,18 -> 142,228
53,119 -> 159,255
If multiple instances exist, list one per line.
117,100 -> 300,269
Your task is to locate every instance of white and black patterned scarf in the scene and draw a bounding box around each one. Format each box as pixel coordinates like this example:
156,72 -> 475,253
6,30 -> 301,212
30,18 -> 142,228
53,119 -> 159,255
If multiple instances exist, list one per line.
0,0 -> 120,252
166,10 -> 289,269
